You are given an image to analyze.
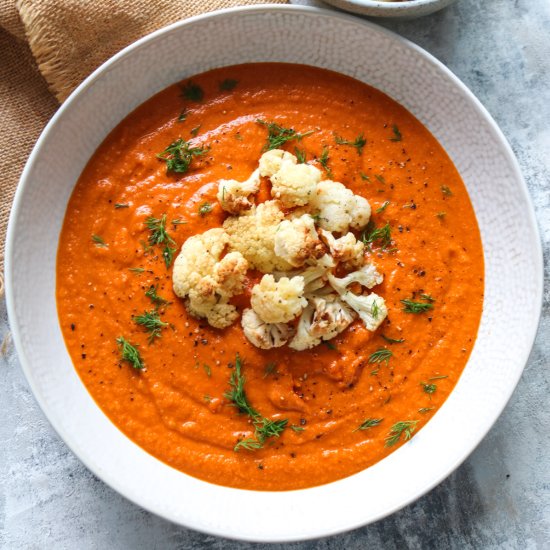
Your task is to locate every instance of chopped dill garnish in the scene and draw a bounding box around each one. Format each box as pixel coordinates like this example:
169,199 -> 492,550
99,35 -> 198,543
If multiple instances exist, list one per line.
333,132 -> 366,155
181,81 -> 204,101
128,267 -> 145,274
294,147 -> 306,163
362,221 -> 392,250
92,234 -> 107,248
145,285 -> 169,306
171,218 -> 187,225
420,293 -> 436,302
114,203 -> 129,209
376,201 -> 390,214
145,215 -> 177,268
203,363 -> 211,377
225,355 -> 288,451
318,146 -> 333,179
401,296 -> 434,314
371,300 -> 380,320
116,337 -> 144,370
291,425 -> 305,432
134,309 -> 168,343
419,407 -> 434,414
360,171 -> 371,182
263,362 -> 277,378
389,124 -> 402,142
177,109 -> 187,122
429,375 -> 448,381
256,119 -> 313,151
354,418 -> 383,432
198,202 -> 213,216
441,185 -> 453,196
190,125 -> 201,137
324,340 -> 338,351
385,420 -> 418,447
421,381 -> 437,394
375,174 -> 386,184
368,348 -> 393,365
156,138 -> 208,174
436,211 -> 447,219
204,394 -> 212,403
219,78 -> 238,91
381,334 -> 405,344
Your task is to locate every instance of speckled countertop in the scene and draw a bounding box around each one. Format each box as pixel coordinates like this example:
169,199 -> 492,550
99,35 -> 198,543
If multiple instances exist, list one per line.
1,0 -> 549,548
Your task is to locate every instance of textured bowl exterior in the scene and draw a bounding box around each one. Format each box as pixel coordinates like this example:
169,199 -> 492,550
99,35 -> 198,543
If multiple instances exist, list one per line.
322,0 -> 459,19
5,5 -> 542,543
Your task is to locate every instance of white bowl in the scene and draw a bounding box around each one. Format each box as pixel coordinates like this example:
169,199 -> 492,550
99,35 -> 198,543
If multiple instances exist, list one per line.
321,0 -> 459,19
5,5 -> 543,543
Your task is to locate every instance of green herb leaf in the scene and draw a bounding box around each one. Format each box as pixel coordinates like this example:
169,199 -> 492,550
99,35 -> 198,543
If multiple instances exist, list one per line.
334,132 -> 366,155
219,78 -> 238,91
368,348 -> 393,365
225,354 -> 260,418
92,234 -> 107,248
401,297 -> 434,314
128,267 -> 145,274
157,138 -> 208,174
318,146 -> 333,179
420,293 -> 436,302
389,124 -> 402,142
203,363 -> 212,377
385,420 -> 418,447
360,171 -> 371,182
354,418 -> 383,432
436,211 -> 447,219
441,185 -> 453,196
419,407 -> 434,414
376,201 -> 390,214
375,174 -> 386,184
263,362 -> 277,378
294,147 -> 306,164
190,125 -> 201,137
381,334 -> 405,344
198,202 -> 213,217
324,340 -> 338,351
420,381 -> 437,394
116,336 -> 144,370
181,81 -> 204,101
115,203 -> 129,209
177,109 -> 187,122
291,425 -> 305,432
171,218 -> 187,225
362,221 -> 392,250
256,119 -> 313,151
134,309 -> 168,343
145,285 -> 169,306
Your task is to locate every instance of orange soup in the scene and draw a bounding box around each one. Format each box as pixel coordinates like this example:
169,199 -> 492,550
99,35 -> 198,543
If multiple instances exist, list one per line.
56,63 -> 484,490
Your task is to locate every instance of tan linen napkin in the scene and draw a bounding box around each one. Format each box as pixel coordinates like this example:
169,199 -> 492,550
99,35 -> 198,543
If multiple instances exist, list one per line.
0,0 -> 287,296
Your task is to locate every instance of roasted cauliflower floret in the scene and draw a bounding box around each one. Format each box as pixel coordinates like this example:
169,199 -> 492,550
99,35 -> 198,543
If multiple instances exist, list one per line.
251,274 -> 307,324
259,149 -> 296,177
172,228 -> 248,329
319,229 -> 365,269
217,169 -> 261,214
270,161 -> 322,208
338,291 -> 387,332
309,180 -> 371,233
274,214 -> 325,268
309,294 -> 356,341
288,303 -> 319,351
241,308 -> 294,349
223,200 -> 293,272
328,263 -> 383,292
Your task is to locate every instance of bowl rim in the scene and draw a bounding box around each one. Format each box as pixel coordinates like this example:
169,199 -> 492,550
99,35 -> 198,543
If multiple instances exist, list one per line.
322,0 -> 456,11
5,4 -> 544,542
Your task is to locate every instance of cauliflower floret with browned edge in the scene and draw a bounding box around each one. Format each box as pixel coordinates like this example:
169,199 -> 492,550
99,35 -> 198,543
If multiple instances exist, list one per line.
259,149 -> 296,177
274,254 -> 335,294
270,160 -> 322,208
241,308 -> 294,349
309,180 -> 371,233
328,263 -> 383,291
172,228 -> 248,329
274,214 -> 326,268
217,169 -> 261,214
319,229 -> 365,269
288,303 -> 319,351
223,200 -> 293,272
251,274 -> 306,324
309,294 -> 356,340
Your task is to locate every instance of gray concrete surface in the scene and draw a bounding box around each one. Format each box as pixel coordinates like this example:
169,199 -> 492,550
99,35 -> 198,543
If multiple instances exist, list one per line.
1,0 -> 549,547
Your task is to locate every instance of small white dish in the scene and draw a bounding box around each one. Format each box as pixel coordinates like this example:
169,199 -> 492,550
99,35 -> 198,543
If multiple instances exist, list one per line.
5,5 -> 543,543
321,0 -> 459,19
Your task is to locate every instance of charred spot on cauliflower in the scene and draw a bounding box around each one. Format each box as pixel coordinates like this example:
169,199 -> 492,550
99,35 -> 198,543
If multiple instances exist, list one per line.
319,229 -> 365,269
217,168 -> 261,214
251,274 -> 307,324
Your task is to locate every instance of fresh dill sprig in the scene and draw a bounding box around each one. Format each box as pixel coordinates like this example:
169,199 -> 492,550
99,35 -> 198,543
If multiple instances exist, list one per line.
318,146 -> 333,179
375,174 -> 386,184
354,418 -> 383,432
381,334 -> 405,344
333,132 -> 366,155
401,297 -> 434,314
144,215 -> 177,268
441,185 -> 453,196
291,425 -> 305,432
362,221 -> 392,250
256,119 -> 313,151
156,138 -> 208,174
181,81 -> 204,101
368,348 -> 393,365
190,125 -> 201,137
371,300 -> 380,320
225,354 -> 260,418
420,293 -> 436,302
294,147 -> 306,163
254,417 -> 288,443
360,171 -> 371,182
198,202 -> 213,217
92,234 -> 107,248
145,285 -> 169,306
419,407 -> 434,414
420,381 -> 437,395
116,337 -> 144,370
114,203 -> 129,209
385,420 -> 418,447
177,109 -> 187,122
219,78 -> 238,91
263,362 -> 277,378
389,124 -> 402,142
376,201 -> 390,214
203,363 -> 211,378
134,309 -> 168,343
324,340 -> 338,351
128,267 -> 145,274
234,438 -> 264,452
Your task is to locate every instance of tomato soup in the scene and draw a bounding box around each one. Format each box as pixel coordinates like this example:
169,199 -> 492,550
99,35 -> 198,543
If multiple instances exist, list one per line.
56,63 -> 484,490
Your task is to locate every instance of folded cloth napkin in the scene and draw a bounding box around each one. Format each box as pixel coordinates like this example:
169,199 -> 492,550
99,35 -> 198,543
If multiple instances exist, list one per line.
0,0 -> 287,295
